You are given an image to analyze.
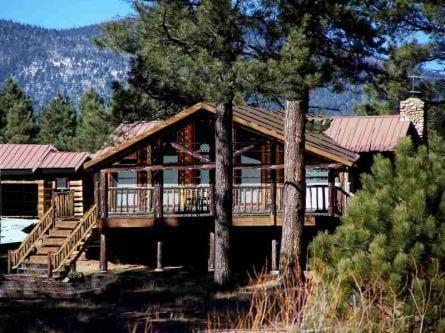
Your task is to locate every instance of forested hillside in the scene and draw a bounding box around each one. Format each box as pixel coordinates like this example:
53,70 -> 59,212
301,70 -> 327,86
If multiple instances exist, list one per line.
0,20 -> 128,108
0,20 -> 367,113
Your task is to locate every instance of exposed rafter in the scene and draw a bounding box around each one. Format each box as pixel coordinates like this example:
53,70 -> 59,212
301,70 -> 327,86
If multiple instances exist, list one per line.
170,142 -> 211,163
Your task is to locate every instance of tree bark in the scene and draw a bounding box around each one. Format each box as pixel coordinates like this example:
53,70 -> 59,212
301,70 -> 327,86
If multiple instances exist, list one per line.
214,101 -> 233,286
280,100 -> 306,280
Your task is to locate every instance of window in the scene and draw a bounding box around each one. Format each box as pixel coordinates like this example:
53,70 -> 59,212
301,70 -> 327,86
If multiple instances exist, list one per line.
114,171 -> 137,188
113,171 -> 137,209
163,155 -> 178,186
240,155 -> 261,185
56,178 -> 69,190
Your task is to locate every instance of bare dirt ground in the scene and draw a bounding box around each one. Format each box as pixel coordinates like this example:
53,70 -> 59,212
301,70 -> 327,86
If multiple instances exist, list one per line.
0,260 -> 256,333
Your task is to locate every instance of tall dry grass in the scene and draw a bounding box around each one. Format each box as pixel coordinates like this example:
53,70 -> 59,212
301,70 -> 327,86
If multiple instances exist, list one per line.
207,267 -> 445,332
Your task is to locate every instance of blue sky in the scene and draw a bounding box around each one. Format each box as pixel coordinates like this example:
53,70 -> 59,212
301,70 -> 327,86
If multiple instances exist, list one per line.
0,0 -> 134,29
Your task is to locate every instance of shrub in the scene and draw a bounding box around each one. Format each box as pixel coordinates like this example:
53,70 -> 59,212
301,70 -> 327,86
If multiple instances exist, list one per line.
310,134 -> 445,329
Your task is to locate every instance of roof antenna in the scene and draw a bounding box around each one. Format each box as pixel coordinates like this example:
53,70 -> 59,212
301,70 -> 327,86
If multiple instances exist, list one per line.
409,75 -> 421,96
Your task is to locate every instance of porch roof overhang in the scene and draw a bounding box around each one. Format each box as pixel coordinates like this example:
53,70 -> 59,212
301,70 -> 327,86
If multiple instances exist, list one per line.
85,102 -> 359,171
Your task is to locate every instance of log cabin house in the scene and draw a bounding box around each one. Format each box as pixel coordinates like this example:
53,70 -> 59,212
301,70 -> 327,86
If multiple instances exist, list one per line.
83,102 -> 359,272
0,144 -> 92,220
6,97 -> 424,277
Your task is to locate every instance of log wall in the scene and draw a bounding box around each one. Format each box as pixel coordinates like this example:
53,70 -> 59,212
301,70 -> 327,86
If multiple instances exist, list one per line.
69,179 -> 84,217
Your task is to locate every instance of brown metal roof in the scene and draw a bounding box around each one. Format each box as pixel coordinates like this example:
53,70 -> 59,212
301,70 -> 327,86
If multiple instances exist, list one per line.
95,121 -> 161,158
324,115 -> 411,152
227,104 -> 359,164
86,102 -> 359,170
0,144 -> 56,171
0,144 -> 89,173
39,151 -> 90,171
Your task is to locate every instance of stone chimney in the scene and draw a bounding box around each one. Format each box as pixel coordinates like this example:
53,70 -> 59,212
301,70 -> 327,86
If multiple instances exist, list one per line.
400,97 -> 426,140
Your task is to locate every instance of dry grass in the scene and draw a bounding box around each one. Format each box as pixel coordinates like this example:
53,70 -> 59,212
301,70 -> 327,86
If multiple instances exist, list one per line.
76,260 -> 145,275
206,268 -> 445,332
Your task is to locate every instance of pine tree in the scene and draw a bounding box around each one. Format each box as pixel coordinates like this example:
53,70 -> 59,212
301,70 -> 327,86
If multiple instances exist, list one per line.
310,135 -> 445,324
4,99 -> 36,143
97,0 -> 444,283
98,0 -> 269,286
353,2 -> 445,132
74,89 -> 112,152
248,0 -> 445,277
0,78 -> 35,141
355,42 -> 445,137
38,93 -> 76,150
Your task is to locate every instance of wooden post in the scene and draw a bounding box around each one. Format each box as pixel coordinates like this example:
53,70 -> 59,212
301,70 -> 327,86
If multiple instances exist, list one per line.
7,250 -> 12,274
271,239 -> 279,273
209,131 -> 216,216
155,241 -> 163,272
47,252 -> 53,278
153,139 -> 163,220
328,169 -> 336,216
70,261 -> 77,273
94,177 -> 100,213
137,147 -> 148,211
100,172 -> 108,219
99,231 -> 108,272
208,232 -> 215,272
270,142 -> 277,225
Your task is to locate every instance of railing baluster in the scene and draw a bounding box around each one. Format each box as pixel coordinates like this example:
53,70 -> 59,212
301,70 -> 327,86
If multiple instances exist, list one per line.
103,184 -> 350,218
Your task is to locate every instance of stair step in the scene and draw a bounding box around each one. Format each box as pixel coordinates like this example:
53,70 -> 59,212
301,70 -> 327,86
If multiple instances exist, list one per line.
21,261 -> 47,269
55,221 -> 78,229
42,237 -> 66,246
36,246 -> 59,254
57,217 -> 80,222
27,255 -> 48,264
49,229 -> 72,237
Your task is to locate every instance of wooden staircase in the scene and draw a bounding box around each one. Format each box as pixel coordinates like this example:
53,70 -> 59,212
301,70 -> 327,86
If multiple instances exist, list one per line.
8,191 -> 98,278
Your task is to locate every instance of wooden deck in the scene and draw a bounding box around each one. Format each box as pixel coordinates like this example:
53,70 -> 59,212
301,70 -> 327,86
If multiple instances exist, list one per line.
102,215 -> 322,228
102,184 -> 348,228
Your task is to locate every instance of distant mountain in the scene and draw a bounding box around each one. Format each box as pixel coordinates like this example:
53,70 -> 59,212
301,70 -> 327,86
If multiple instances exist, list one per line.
0,19 -> 367,114
0,20 -> 128,108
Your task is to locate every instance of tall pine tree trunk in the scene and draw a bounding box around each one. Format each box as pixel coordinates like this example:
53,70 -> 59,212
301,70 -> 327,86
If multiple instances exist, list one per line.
214,101 -> 233,286
280,99 -> 306,279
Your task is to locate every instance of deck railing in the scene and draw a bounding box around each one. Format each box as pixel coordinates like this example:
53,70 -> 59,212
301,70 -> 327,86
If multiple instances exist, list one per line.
163,186 -> 211,216
108,187 -> 154,215
106,184 -> 349,218
233,184 -> 271,215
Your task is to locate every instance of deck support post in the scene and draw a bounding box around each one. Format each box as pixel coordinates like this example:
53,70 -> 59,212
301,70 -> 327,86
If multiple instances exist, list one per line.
47,252 -> 53,278
155,241 -> 163,272
208,232 -> 215,272
99,230 -> 108,273
271,239 -> 279,274
153,139 -> 163,220
328,169 -> 336,216
7,250 -> 12,274
270,142 -> 277,225
100,172 -> 108,219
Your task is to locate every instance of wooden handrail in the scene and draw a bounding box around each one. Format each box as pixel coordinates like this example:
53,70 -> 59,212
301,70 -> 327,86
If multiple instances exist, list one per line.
50,204 -> 98,273
9,206 -> 55,270
8,191 -> 77,272
106,184 -> 351,216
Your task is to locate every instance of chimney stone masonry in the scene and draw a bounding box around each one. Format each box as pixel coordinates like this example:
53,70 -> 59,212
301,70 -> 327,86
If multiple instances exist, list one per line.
400,97 -> 425,140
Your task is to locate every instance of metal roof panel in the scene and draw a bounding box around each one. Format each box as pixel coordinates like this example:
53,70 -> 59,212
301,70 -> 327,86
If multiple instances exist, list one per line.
324,115 -> 411,152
